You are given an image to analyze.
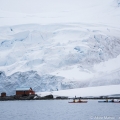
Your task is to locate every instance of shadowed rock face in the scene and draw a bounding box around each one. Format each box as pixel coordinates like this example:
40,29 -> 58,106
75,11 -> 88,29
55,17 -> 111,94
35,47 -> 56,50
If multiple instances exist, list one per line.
1,70 -> 83,95
1,69 -> 120,96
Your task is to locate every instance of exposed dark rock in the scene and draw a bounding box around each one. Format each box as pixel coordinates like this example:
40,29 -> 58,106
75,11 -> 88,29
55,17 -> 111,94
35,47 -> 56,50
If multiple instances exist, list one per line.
56,96 -> 68,99
42,94 -> 53,99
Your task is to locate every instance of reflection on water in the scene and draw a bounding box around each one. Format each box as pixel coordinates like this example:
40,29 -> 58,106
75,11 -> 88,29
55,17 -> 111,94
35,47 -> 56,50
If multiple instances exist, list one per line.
0,100 -> 120,120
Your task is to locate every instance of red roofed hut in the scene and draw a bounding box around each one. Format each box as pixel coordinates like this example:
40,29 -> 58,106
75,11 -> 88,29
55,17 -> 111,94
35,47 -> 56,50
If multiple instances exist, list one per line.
16,87 -> 35,96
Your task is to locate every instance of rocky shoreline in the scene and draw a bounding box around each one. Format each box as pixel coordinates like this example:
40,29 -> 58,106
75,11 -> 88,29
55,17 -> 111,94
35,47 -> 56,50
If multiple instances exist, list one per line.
0,94 -> 120,101
0,94 -> 57,101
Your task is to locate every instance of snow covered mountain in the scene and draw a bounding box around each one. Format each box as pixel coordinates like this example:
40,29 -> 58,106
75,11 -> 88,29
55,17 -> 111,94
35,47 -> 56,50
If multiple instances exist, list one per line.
0,0 -> 120,95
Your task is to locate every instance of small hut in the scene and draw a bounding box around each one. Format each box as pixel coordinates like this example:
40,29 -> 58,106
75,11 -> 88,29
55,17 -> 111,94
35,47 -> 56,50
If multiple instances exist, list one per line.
1,92 -> 6,97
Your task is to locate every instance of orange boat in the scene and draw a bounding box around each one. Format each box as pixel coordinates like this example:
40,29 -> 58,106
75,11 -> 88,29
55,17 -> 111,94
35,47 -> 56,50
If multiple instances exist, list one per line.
68,101 -> 87,103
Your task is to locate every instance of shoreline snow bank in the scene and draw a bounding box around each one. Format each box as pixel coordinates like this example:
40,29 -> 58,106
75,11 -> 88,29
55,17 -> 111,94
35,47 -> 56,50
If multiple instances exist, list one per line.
37,85 -> 120,97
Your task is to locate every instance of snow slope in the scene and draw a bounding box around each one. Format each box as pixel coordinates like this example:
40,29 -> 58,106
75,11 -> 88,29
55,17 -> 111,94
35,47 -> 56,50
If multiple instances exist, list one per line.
37,84 -> 120,97
0,0 -> 120,95
0,0 -> 120,27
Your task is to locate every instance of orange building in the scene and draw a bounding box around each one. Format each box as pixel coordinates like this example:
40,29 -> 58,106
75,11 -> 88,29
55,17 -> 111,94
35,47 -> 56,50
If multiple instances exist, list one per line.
16,87 -> 35,96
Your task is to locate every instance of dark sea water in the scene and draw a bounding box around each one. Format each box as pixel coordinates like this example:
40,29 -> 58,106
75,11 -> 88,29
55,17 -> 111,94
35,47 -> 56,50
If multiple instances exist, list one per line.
0,100 -> 120,120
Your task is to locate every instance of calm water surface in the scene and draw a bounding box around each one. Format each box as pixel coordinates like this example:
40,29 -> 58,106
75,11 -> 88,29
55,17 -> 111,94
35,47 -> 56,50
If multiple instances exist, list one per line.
0,100 -> 120,120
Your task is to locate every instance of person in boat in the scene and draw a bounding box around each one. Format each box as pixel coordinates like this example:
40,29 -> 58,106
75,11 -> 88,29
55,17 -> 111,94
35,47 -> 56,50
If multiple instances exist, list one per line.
111,99 -> 114,102
106,99 -> 108,102
73,99 -> 75,102
117,99 -> 120,102
78,97 -> 82,102
73,95 -> 76,102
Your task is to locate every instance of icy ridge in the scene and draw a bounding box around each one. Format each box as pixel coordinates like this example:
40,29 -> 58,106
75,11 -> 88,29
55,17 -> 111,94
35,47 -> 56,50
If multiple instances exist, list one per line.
0,69 -> 120,95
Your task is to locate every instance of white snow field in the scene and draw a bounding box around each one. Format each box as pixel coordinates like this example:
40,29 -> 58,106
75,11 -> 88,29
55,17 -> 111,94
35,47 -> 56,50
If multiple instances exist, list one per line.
37,84 -> 120,97
0,0 -> 120,95
0,0 -> 120,27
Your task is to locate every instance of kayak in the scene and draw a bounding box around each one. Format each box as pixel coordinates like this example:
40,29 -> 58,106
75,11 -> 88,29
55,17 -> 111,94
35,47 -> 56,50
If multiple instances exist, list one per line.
98,101 -> 120,103
114,101 -> 120,103
68,101 -> 87,103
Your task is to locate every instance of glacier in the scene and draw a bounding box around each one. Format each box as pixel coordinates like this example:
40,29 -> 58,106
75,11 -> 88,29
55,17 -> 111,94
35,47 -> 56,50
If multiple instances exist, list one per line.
0,0 -> 120,95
